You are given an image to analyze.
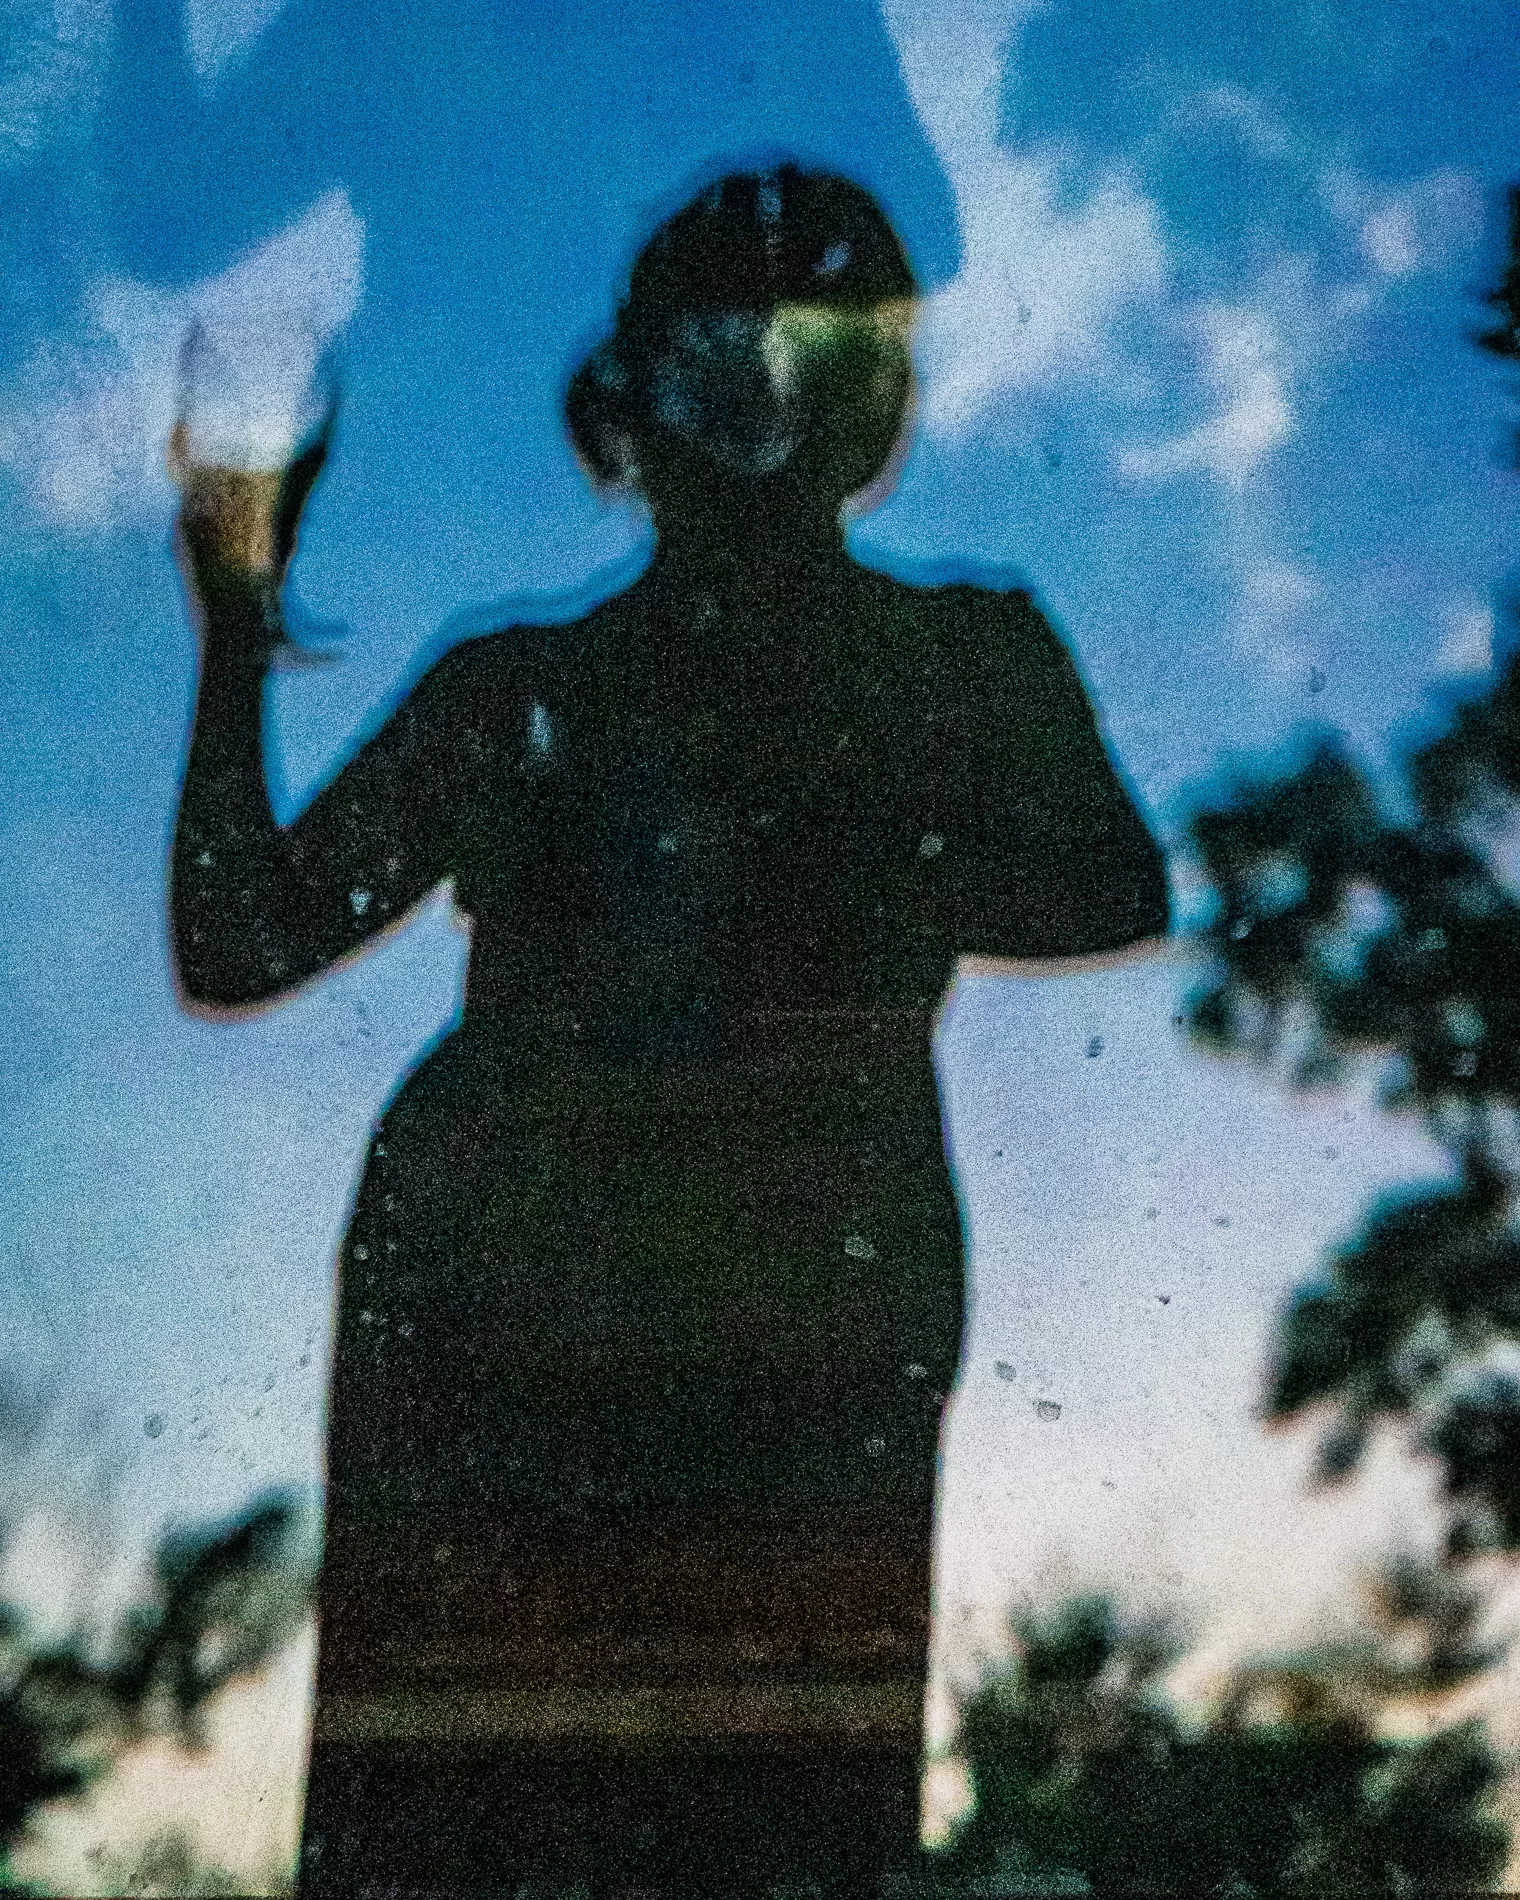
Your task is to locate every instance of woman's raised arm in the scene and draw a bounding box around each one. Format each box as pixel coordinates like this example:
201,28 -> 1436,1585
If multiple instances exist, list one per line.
169,451 -> 469,1013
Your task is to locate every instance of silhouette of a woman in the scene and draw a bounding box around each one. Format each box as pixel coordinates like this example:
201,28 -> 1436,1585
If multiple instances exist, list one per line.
171,167 -> 1168,1898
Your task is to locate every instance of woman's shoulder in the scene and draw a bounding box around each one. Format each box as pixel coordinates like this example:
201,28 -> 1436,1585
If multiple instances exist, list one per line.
846,558 -> 1073,698
850,554 -> 1047,630
375,621 -> 599,781
409,612 -> 606,714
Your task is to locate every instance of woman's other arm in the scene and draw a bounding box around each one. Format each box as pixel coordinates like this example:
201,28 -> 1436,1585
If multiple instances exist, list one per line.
953,586 -> 1171,966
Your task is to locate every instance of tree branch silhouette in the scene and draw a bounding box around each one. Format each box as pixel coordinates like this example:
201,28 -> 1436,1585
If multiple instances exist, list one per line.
1184,188 -> 1520,1560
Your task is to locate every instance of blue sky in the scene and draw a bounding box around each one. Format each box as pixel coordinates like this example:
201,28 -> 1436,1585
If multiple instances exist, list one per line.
2,0 -> 1519,1878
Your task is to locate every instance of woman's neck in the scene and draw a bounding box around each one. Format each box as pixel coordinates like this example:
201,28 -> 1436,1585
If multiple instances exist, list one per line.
650,510 -> 846,594
627,504 -> 854,720
643,458 -> 850,582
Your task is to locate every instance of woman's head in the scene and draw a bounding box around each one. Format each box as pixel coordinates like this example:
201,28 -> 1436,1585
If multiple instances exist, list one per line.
567,166 -> 918,530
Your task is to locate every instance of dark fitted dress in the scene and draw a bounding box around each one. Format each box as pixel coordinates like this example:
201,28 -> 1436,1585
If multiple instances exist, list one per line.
172,544 -> 1168,1893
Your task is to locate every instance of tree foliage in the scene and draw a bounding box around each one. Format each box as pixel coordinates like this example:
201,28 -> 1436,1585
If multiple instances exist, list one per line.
1185,188 -> 1520,1557
0,1493 -> 315,1894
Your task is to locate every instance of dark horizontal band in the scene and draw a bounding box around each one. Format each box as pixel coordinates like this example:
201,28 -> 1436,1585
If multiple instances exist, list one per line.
315,1680 -> 926,1749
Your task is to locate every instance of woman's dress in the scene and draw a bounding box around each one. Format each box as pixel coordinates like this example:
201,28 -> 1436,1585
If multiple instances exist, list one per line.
176,548 -> 1167,1893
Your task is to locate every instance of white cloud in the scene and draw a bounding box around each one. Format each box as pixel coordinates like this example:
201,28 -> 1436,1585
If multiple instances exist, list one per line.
1241,558 -> 1319,619
1343,168 -> 1483,283
0,0 -> 294,160
1228,557 -> 1322,684
184,0 -> 295,89
877,0 -> 1042,161
1118,302 -> 1293,492
878,0 -> 1169,439
1434,596 -> 1496,678
1168,83 -> 1298,165
1112,156 -> 1477,503
876,1 -> 1496,732
0,188 -> 365,532
917,154 -> 1169,436
0,0 -> 111,166
880,0 -> 1483,505
1319,161 -> 1481,284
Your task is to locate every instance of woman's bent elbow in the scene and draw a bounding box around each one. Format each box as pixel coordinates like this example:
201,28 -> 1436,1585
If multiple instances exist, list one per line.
171,931 -> 292,1013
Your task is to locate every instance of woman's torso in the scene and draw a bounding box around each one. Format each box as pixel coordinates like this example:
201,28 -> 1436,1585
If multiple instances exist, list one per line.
327,556 -> 980,1526
457,552 -> 975,1048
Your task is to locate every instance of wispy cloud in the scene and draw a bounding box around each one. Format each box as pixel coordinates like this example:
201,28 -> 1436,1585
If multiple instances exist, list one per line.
1166,82 -> 1298,165
184,0 -> 296,90
1117,161 -> 1482,499
879,0 -> 1169,439
874,0 -> 1486,705
1118,301 -> 1292,492
0,0 -> 111,166
0,189 -> 365,533
1227,556 -> 1322,688
919,154 -> 1169,436
1320,165 -> 1484,284
1434,595 -> 1497,678
877,1 -> 1481,512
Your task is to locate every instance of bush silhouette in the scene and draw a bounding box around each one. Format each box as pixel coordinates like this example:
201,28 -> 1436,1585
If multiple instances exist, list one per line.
940,1571 -> 1508,1897
0,1493 -> 315,1895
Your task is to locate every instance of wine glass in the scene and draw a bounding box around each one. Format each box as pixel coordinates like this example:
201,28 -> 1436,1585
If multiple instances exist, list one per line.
170,320 -> 343,666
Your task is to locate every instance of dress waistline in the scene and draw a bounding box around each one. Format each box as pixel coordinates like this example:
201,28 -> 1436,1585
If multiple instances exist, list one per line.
459,1005 -> 938,1075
